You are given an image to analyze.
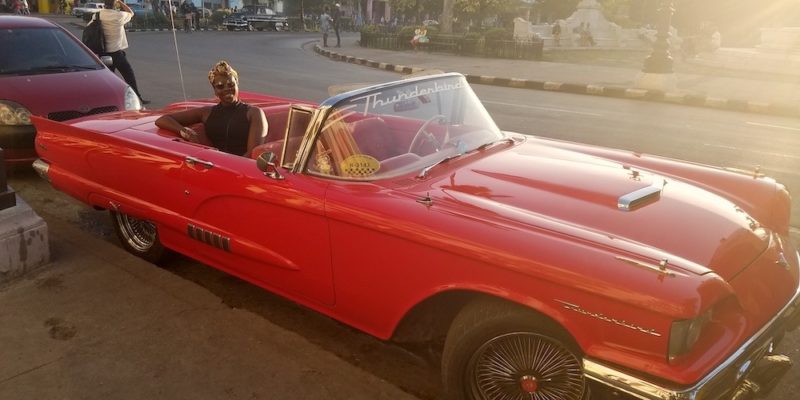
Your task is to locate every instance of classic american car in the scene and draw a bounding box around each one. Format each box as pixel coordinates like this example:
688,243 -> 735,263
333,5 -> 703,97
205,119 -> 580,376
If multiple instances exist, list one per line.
72,2 -> 105,18
32,73 -> 799,400
222,4 -> 288,31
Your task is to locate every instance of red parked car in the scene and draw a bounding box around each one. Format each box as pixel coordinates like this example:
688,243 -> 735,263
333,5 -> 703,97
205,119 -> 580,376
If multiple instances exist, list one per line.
0,15 -> 142,167
32,73 -> 799,400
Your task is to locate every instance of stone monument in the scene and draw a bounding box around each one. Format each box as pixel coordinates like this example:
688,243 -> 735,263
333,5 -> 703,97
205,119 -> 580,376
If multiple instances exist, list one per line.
514,0 -> 652,48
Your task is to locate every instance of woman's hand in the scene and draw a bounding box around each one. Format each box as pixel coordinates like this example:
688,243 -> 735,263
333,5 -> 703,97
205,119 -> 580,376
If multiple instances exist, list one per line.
180,126 -> 198,141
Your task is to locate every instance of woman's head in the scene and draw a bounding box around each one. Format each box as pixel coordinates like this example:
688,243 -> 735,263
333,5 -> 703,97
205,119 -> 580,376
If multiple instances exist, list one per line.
208,60 -> 240,105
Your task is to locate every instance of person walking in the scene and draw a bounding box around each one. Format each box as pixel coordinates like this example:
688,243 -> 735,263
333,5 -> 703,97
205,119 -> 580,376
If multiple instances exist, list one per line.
319,6 -> 332,47
332,2 -> 342,47
99,0 -> 150,104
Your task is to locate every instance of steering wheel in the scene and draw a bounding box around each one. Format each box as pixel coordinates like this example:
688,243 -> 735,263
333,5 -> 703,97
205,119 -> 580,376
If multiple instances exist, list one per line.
409,114 -> 449,154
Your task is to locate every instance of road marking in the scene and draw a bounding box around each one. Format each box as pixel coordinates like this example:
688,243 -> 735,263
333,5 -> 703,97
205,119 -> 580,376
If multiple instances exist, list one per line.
746,122 -> 800,132
483,100 -> 603,117
702,144 -> 800,160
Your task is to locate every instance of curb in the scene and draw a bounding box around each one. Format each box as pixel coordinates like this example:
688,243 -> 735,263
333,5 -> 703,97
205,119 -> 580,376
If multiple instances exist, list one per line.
313,45 -> 800,119
125,27 -> 224,32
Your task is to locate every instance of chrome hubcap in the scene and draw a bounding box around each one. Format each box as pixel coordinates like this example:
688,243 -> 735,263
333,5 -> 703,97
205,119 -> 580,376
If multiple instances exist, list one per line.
469,332 -> 585,400
116,212 -> 157,252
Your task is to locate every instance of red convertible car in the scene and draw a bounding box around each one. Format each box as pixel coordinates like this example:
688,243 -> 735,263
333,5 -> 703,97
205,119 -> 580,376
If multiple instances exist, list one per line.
32,73 -> 799,400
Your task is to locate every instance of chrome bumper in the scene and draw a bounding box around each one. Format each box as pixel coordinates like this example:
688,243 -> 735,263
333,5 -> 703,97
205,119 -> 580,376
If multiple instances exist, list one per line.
32,159 -> 49,182
585,271 -> 800,400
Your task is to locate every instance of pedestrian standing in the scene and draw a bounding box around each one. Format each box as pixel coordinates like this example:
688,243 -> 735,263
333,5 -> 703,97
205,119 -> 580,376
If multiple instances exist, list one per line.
333,2 -> 342,48
99,0 -> 150,104
551,21 -> 561,47
319,6 -> 331,47
180,0 -> 194,33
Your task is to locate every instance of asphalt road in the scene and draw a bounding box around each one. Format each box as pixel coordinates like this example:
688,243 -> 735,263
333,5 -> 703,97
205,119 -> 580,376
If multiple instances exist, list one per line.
8,25 -> 800,399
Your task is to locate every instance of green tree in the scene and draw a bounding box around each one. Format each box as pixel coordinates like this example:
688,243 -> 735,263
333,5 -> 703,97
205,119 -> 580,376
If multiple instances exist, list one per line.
535,0 -> 579,22
388,0 -> 441,22
442,0 -> 454,33
453,0 -> 517,29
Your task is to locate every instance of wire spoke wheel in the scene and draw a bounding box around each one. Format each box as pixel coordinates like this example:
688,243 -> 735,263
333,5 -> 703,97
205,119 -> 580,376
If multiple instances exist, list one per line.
468,332 -> 585,400
115,212 -> 157,253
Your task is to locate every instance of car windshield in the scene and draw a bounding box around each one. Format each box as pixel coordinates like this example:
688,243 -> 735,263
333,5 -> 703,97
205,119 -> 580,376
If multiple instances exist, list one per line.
305,74 -> 504,180
0,27 -> 102,75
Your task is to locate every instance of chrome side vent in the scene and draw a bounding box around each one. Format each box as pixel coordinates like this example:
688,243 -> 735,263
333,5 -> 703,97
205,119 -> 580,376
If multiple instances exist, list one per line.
187,224 -> 231,252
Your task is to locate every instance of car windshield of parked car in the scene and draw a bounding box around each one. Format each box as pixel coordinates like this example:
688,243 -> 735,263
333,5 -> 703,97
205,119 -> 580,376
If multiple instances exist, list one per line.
305,74 -> 504,180
0,27 -> 102,75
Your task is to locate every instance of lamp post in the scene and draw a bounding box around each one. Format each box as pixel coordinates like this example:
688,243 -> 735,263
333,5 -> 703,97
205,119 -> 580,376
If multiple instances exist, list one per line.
636,0 -> 676,90
643,0 -> 674,73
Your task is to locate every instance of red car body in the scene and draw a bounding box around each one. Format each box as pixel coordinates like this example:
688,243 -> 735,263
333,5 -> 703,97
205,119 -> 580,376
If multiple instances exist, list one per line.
0,15 -> 141,167
32,74 -> 799,400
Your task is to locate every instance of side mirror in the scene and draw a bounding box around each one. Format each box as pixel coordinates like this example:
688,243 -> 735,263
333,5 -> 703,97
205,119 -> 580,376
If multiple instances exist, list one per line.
256,152 -> 284,180
100,55 -> 113,68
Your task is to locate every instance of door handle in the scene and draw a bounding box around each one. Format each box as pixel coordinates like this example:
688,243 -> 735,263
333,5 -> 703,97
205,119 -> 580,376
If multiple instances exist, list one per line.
185,156 -> 214,169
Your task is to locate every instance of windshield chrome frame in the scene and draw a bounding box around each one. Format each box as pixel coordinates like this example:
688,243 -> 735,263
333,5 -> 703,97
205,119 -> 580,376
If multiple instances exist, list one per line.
294,72 -> 496,179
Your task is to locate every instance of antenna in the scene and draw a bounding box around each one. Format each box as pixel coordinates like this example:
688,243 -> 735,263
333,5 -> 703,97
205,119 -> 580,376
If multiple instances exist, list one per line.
167,3 -> 188,103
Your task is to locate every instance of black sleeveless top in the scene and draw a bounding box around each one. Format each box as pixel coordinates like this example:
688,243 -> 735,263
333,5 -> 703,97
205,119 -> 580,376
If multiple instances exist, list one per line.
204,101 -> 250,156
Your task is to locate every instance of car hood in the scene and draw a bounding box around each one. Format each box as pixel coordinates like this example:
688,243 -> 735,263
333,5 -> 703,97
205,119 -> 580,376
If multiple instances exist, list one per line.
429,141 -> 768,281
0,69 -> 126,116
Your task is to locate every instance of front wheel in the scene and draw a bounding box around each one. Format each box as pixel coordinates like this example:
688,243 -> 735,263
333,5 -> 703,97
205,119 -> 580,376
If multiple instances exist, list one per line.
442,298 -> 588,400
110,210 -> 168,264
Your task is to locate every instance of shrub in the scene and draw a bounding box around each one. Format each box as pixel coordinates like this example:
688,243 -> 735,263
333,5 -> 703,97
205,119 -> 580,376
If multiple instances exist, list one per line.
361,24 -> 381,34
211,9 -> 230,26
484,27 -> 512,41
398,25 -> 417,36
463,31 -> 483,41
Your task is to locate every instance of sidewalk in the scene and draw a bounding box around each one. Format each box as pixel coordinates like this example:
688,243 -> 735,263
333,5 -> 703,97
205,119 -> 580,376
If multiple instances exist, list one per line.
0,210 -> 419,400
315,36 -> 800,118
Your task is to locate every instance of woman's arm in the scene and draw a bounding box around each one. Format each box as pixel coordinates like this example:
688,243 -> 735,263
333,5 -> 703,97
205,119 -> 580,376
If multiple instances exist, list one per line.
245,106 -> 269,157
155,106 -> 212,145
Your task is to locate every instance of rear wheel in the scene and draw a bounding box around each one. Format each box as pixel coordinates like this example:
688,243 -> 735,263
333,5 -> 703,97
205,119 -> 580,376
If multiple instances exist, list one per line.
443,298 -> 587,400
110,211 -> 168,264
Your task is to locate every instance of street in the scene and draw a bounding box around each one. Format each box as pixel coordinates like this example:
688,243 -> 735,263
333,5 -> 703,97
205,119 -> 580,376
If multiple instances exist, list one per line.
6,24 -> 800,400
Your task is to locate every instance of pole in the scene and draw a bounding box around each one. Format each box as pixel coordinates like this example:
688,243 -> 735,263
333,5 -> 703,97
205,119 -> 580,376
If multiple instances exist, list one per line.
642,0 -> 674,74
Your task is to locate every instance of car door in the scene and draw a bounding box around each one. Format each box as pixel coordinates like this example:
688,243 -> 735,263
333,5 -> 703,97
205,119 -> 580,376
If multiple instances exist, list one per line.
70,128 -> 208,253
177,149 -> 335,306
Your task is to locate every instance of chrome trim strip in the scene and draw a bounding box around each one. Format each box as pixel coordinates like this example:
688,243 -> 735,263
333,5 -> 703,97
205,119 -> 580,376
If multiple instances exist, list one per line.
584,273 -> 800,400
615,256 -> 683,278
32,159 -> 50,182
618,184 -> 662,211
